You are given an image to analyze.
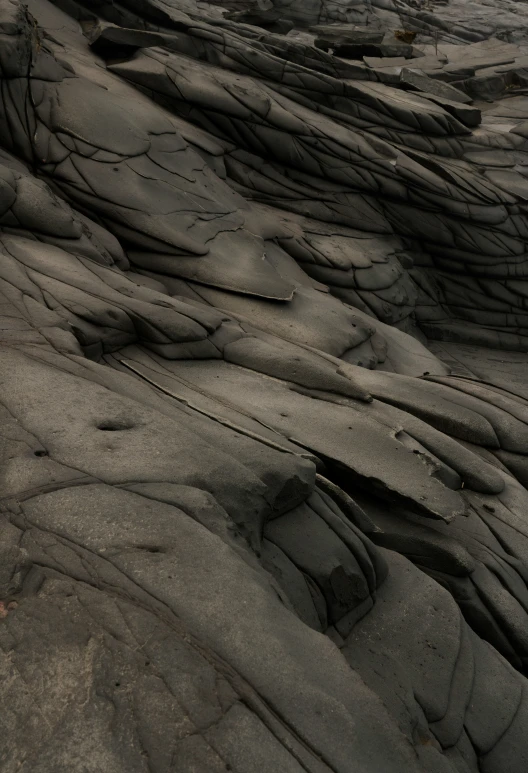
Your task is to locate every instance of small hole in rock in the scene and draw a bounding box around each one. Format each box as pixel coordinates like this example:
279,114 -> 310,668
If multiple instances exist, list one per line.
97,420 -> 133,432
115,681 -> 121,687
34,449 -> 48,457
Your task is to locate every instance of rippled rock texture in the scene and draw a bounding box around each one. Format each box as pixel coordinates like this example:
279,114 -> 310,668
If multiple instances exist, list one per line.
1,0 -> 528,770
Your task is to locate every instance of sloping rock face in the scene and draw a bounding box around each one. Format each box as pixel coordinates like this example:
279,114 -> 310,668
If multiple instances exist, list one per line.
1,0 -> 528,770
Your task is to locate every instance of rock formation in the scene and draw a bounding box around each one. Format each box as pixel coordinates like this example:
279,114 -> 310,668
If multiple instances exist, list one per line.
1,0 -> 528,770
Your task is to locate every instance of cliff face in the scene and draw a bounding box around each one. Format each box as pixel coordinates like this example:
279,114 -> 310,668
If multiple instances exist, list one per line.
1,1 -> 528,771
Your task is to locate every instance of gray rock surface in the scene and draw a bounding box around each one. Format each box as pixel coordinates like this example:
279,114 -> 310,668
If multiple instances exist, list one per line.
1,0 -> 528,770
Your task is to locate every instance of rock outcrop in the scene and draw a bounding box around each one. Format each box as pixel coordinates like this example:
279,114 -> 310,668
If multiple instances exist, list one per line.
1,0 -> 528,770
